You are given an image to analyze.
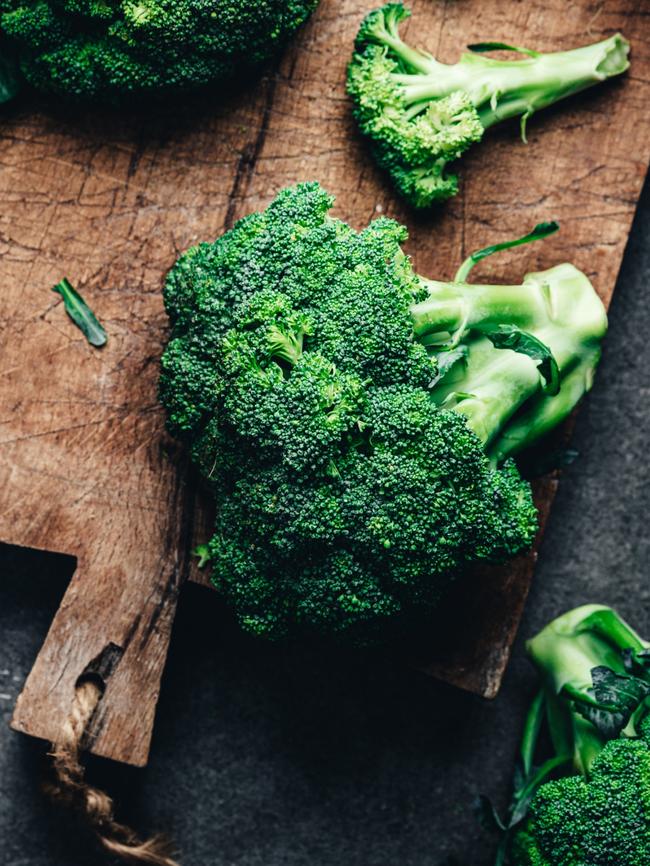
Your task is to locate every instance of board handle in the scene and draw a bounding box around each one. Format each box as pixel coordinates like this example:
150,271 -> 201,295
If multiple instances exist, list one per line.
11,552 -> 183,767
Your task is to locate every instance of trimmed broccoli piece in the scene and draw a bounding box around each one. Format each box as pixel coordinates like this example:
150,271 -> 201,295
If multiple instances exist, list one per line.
159,182 -> 607,644
347,2 -> 630,208
491,605 -> 650,865
0,0 -> 319,101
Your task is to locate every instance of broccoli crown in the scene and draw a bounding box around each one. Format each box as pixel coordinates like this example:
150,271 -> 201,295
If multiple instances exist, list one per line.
0,0 -> 319,101
347,2 -> 630,208
160,182 -> 540,643
513,726 -> 650,865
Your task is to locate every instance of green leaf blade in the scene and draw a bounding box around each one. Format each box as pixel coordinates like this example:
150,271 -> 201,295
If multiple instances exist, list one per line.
454,222 -> 559,283
429,344 -> 469,387
51,278 -> 108,348
570,665 -> 650,738
520,689 -> 545,776
484,325 -> 560,396
467,42 -> 540,58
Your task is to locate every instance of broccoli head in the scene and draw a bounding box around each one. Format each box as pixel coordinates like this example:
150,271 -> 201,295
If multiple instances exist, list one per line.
0,0 -> 319,101
491,605 -> 650,865
514,728 -> 650,866
160,182 -> 607,644
347,2 -> 630,208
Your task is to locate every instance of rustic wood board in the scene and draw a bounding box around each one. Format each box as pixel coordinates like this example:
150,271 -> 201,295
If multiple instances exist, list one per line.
1,0 -> 648,767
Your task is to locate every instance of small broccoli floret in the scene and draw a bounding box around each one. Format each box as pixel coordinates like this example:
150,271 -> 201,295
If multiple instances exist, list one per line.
160,182 -> 607,644
514,731 -> 650,865
347,2 -> 630,208
0,0 -> 319,101
492,606 -> 650,865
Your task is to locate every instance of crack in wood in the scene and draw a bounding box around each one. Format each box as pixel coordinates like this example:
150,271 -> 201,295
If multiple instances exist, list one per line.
78,642 -> 124,687
223,71 -> 279,232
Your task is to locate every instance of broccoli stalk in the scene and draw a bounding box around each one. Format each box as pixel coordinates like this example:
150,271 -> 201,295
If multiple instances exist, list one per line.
410,230 -> 607,460
348,2 -> 630,208
392,40 -> 629,131
488,606 -> 650,865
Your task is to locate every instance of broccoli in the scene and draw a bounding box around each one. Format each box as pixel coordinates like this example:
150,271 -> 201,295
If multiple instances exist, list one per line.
489,605 -> 650,865
0,0 -> 319,102
159,182 -> 607,644
347,2 -> 630,208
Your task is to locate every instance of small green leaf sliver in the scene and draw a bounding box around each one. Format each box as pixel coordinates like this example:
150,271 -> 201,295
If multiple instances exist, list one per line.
51,278 -> 107,347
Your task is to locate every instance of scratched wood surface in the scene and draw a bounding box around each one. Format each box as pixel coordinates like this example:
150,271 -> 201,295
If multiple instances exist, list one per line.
1,0 -> 648,767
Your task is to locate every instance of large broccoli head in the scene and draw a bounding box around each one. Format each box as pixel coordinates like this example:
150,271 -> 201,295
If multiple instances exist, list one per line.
160,183 -> 606,644
0,0 -> 319,101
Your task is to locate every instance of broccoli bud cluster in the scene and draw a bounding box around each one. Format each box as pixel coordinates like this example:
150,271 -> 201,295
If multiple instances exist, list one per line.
0,0 -> 319,101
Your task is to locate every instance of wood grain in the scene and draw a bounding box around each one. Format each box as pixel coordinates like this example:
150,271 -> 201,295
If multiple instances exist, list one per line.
0,0 -> 648,765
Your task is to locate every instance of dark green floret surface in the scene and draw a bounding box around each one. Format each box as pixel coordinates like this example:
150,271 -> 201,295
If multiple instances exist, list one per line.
160,183 -> 606,644
0,0 -> 319,100
514,729 -> 650,865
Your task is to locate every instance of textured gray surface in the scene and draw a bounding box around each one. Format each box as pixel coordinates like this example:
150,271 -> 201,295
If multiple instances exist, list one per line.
1,180 -> 648,866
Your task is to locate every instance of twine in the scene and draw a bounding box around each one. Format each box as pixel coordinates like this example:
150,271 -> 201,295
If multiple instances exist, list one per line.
46,678 -> 180,866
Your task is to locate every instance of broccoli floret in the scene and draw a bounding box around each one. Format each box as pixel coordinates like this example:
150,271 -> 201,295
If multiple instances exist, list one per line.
0,0 -> 319,101
514,731 -> 650,865
347,2 -> 630,208
160,182 -> 607,643
492,606 -> 650,865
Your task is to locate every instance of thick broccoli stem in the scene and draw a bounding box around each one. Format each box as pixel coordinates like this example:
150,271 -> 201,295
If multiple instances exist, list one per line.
481,316 -> 602,457
489,348 -> 600,461
414,264 -> 607,453
435,344 -> 541,448
526,605 -> 648,774
411,279 -> 550,340
395,35 -> 630,128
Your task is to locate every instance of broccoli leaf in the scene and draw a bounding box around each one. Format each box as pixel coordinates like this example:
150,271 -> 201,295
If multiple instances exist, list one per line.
479,688 -> 570,866
475,794 -> 507,833
591,665 -> 650,715
622,647 -> 650,675
429,344 -> 469,387
51,278 -> 107,347
479,752 -> 568,866
520,689 -> 545,776
571,665 -> 650,738
509,756 -> 569,826
467,43 -> 540,58
484,325 -> 560,395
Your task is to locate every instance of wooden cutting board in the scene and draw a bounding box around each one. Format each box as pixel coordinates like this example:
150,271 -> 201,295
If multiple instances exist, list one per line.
1,0 -> 648,768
